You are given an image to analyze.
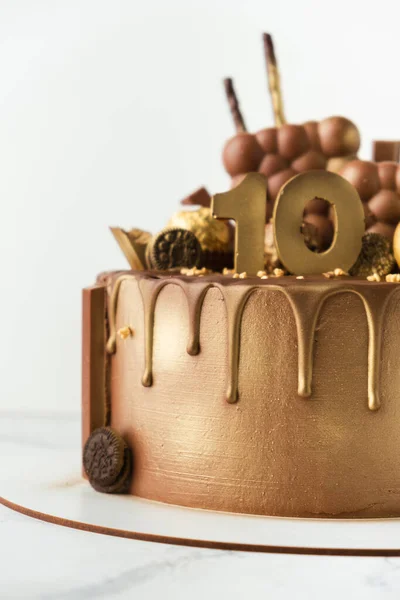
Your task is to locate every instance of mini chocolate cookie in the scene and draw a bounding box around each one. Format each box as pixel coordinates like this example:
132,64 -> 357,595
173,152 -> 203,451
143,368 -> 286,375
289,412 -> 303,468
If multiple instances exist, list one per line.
148,228 -> 202,270
349,233 -> 395,278
83,427 -> 132,494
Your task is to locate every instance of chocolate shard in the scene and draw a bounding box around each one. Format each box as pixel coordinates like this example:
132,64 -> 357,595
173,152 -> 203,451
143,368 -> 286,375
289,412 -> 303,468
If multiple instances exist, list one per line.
373,141 -> 400,163
181,187 -> 211,207
110,227 -> 152,270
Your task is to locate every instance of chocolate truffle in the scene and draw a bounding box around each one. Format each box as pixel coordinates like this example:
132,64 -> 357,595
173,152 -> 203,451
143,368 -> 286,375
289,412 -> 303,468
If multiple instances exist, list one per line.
318,116 -> 360,157
222,133 -> 264,177
277,124 -> 309,160
339,160 -> 380,202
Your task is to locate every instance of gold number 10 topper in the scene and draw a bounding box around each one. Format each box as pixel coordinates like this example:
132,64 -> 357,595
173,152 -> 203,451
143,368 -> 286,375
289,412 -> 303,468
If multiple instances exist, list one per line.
212,171 -> 364,276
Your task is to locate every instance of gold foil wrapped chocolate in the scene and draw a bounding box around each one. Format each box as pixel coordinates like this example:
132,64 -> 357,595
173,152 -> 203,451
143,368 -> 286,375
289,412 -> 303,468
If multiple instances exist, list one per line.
394,222 -> 400,269
167,207 -> 230,253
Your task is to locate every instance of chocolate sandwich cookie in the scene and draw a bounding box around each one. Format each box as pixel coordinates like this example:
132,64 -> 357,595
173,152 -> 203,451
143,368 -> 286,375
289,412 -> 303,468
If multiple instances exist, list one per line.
147,228 -> 202,270
83,427 -> 132,494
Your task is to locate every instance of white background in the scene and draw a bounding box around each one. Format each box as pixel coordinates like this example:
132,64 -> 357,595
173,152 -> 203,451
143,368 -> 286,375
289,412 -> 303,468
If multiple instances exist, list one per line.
1,0 -> 399,413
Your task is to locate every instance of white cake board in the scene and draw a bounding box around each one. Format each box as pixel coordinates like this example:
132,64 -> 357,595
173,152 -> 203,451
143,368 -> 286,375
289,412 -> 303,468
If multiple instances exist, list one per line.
2,449 -> 400,556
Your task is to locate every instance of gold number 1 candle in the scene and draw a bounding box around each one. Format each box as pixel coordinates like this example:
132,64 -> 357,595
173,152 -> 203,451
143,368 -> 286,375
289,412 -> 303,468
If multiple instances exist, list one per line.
274,170 -> 364,275
211,173 -> 267,275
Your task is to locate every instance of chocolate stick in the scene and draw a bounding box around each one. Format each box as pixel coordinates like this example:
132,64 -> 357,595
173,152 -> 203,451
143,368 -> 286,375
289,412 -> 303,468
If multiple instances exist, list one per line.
263,33 -> 286,127
223,78 -> 247,133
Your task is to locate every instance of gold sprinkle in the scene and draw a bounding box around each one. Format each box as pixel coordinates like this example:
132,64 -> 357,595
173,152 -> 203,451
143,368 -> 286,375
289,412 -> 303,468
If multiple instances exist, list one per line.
273,268 -> 285,278
296,275 -> 304,280
261,275 -> 269,279
323,269 -> 348,279
239,272 -> 247,279
367,273 -> 381,282
334,268 -> 349,277
232,273 -> 240,279
181,266 -> 212,277
386,274 -> 400,282
257,270 -> 267,278
117,326 -> 133,340
223,268 -> 234,276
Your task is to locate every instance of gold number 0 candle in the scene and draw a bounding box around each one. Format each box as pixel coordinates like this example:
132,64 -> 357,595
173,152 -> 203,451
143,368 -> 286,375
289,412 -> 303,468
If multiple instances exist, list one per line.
211,173 -> 267,275
274,170 -> 365,275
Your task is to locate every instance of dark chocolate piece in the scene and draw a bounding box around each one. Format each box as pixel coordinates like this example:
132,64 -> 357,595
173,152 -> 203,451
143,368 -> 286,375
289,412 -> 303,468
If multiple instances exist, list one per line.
373,141 -> 400,163
181,187 -> 211,207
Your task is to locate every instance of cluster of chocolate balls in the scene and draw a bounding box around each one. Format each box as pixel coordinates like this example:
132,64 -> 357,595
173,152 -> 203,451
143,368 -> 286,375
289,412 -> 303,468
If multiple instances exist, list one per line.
223,116 -> 400,250
339,160 -> 400,243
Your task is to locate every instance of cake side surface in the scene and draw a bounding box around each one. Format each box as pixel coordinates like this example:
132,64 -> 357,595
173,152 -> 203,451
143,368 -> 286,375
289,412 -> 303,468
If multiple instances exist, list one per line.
104,273 -> 400,518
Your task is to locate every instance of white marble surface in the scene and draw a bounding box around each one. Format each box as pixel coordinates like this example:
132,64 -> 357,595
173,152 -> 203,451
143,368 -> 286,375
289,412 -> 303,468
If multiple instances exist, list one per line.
2,413 -> 400,599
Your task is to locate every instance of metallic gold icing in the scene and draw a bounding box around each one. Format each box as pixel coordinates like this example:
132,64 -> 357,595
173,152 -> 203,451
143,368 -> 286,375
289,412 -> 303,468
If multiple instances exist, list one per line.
106,272 -> 400,517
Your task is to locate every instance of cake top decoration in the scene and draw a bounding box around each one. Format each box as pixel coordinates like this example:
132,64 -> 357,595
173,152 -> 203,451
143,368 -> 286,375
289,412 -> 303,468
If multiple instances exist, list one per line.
109,33 -> 400,280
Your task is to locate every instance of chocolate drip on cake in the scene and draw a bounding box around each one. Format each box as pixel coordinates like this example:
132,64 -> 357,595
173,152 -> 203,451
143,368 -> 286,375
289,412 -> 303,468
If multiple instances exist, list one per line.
106,273 -> 400,411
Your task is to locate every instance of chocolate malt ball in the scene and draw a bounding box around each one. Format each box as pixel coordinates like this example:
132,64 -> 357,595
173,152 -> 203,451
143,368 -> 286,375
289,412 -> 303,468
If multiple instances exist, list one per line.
304,197 -> 330,216
367,221 -> 397,240
277,124 -> 310,160
303,213 -> 334,250
339,160 -> 380,202
222,133 -> 264,177
230,173 -> 247,188
291,150 -> 327,172
377,161 -> 398,191
368,189 -> 400,225
326,155 -> 357,174
258,153 -> 289,177
318,116 -> 360,157
349,233 -> 395,277
303,120 -> 321,151
255,127 -> 277,154
267,167 -> 297,203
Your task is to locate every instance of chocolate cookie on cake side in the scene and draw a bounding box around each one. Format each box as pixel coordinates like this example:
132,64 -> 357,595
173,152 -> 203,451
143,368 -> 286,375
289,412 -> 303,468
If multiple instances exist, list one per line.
82,33 -> 400,518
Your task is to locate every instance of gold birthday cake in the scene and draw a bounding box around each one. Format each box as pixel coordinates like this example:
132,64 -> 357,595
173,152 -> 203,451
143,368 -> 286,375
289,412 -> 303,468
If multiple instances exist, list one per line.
82,35 -> 400,518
